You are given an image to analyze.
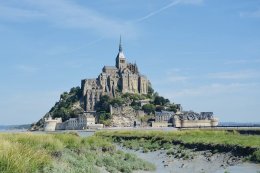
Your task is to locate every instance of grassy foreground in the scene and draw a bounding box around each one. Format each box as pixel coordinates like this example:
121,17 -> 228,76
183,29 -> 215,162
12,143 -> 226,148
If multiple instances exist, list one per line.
96,130 -> 260,162
0,132 -> 155,173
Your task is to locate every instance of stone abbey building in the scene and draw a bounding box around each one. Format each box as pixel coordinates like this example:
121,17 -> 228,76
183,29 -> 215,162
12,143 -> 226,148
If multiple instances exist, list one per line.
81,38 -> 149,111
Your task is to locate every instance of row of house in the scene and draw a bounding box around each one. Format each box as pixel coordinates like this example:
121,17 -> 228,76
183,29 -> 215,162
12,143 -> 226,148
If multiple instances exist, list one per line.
152,110 -> 218,128
44,112 -> 103,131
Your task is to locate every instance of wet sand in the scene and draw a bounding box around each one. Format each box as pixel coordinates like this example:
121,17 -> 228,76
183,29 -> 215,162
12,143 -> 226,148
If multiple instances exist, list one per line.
118,146 -> 260,173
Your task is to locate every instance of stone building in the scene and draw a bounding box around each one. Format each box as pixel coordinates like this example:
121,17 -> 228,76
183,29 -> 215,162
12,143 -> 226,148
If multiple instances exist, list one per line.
78,113 -> 96,129
62,112 -> 102,130
173,111 -> 219,128
44,112 -> 103,131
44,116 -> 62,131
155,111 -> 175,122
152,111 -> 175,127
81,37 -> 149,111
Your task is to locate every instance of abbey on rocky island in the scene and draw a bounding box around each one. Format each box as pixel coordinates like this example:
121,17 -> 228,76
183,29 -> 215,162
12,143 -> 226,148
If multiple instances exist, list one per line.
81,37 -> 149,111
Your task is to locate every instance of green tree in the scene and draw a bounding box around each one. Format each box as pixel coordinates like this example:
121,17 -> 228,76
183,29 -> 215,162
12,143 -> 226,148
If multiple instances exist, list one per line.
98,111 -> 112,126
154,96 -> 170,106
148,85 -> 154,95
166,105 -> 177,113
95,95 -> 110,113
155,105 -> 165,112
142,104 -> 155,114
110,97 -> 124,107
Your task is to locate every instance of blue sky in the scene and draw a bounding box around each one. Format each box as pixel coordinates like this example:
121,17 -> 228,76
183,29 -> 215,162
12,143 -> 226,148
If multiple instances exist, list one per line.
0,0 -> 260,125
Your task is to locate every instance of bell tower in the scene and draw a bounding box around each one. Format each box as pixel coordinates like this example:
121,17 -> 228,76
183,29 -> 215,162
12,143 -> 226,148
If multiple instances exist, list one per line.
116,36 -> 127,69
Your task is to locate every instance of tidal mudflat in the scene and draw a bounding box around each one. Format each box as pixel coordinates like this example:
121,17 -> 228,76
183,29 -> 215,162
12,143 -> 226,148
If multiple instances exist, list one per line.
97,130 -> 260,173
118,146 -> 260,173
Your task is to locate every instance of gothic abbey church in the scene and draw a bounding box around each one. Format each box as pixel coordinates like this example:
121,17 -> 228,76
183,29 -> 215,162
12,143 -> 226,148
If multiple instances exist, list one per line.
81,38 -> 149,111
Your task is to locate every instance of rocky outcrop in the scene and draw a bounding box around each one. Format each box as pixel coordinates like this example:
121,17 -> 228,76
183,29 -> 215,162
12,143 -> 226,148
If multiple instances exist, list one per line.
110,106 -> 143,127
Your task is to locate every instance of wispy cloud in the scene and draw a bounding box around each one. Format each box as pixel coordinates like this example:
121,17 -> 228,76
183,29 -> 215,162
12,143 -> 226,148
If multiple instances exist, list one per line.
0,0 -> 136,38
240,9 -> 260,18
207,70 -> 260,80
0,5 -> 46,21
0,0 -> 204,38
135,0 -> 204,22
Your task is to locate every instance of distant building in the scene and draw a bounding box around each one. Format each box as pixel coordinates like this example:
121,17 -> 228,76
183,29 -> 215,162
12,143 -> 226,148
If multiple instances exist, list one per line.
81,37 -> 149,112
152,111 -> 175,127
44,116 -> 62,131
66,118 -> 78,130
78,113 -> 96,129
173,111 -> 218,128
44,112 -> 103,131
155,111 -> 175,122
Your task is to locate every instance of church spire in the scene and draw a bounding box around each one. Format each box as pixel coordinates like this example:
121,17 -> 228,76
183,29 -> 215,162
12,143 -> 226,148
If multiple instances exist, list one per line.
119,35 -> 122,52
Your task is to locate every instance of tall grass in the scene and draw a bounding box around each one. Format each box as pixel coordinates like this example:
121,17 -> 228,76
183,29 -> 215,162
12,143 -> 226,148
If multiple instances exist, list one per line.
0,138 -> 51,173
0,132 -> 155,173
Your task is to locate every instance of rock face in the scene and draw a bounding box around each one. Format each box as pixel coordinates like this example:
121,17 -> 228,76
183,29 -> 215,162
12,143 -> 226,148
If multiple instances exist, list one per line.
110,105 -> 144,127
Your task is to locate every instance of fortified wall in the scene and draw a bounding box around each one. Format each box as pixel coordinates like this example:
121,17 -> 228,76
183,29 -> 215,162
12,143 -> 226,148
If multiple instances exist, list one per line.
44,116 -> 62,131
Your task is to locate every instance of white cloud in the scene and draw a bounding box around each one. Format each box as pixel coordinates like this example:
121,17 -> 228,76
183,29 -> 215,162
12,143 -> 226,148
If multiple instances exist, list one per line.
135,0 -> 204,22
207,70 -> 260,80
0,0 -> 204,37
0,5 -> 46,21
0,0 -> 136,38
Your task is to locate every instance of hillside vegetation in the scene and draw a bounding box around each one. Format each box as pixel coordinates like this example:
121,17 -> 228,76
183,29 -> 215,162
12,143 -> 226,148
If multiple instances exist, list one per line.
32,84 -> 179,129
32,87 -> 83,130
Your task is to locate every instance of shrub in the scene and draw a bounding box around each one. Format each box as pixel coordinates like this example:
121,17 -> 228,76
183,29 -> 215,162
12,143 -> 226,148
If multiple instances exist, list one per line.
142,104 -> 155,114
250,150 -> 260,163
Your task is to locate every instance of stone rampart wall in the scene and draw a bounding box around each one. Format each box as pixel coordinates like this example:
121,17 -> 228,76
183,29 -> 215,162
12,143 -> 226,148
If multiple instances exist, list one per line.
174,119 -> 218,128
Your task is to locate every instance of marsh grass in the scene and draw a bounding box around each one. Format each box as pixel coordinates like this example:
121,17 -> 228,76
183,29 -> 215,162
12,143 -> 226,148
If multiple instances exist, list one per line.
251,149 -> 260,162
96,130 -> 260,162
0,138 -> 51,173
0,132 -> 155,173
97,130 -> 260,148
